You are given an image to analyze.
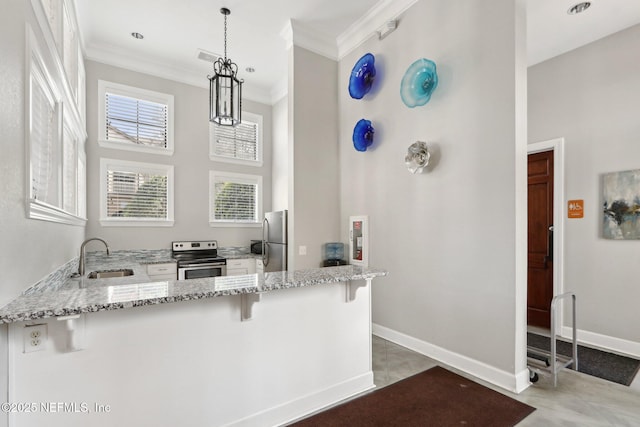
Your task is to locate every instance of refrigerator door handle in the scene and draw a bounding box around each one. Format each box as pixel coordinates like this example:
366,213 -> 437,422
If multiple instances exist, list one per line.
262,217 -> 269,267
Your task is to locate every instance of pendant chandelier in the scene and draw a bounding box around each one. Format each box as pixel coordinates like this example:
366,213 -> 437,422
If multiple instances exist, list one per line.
209,7 -> 243,126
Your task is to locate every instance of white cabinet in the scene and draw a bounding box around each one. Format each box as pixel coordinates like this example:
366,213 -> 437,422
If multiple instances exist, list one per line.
256,258 -> 264,275
146,263 -> 177,281
226,258 -> 256,276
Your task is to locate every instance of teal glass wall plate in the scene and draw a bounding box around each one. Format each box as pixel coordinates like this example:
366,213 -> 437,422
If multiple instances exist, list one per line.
400,58 -> 438,108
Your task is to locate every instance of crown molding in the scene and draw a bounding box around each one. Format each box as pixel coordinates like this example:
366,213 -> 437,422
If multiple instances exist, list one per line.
280,19 -> 338,61
337,0 -> 419,59
84,44 -> 273,105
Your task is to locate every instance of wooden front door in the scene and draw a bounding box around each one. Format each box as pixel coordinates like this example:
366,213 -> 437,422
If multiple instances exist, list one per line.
527,151 -> 554,328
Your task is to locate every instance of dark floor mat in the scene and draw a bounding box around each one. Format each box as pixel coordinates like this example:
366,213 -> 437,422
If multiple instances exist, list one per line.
528,332 -> 640,386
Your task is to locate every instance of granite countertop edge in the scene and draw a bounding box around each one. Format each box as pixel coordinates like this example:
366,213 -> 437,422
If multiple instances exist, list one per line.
0,250 -> 387,323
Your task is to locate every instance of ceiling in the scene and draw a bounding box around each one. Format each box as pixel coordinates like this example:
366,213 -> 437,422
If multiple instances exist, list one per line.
75,0 -> 640,104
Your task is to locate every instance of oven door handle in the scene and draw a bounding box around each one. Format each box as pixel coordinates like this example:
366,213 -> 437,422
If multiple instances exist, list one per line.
179,263 -> 226,269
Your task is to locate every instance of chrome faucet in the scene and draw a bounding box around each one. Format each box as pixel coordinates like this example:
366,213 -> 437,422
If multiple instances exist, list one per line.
79,238 -> 110,276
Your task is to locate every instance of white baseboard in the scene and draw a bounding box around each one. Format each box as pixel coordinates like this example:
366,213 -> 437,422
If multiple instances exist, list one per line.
561,327 -> 640,359
224,371 -> 375,427
373,323 -> 530,393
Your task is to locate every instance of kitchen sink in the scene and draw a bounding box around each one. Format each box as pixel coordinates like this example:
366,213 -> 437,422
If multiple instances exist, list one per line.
87,269 -> 134,279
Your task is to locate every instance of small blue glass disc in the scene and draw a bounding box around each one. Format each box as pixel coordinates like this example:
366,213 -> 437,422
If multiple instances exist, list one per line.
352,119 -> 374,152
349,53 -> 376,99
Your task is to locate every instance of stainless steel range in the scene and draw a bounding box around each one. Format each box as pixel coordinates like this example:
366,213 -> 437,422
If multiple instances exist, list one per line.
172,241 -> 226,280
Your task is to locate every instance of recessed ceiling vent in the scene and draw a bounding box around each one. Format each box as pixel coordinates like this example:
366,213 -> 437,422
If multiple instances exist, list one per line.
568,2 -> 591,15
197,49 -> 220,63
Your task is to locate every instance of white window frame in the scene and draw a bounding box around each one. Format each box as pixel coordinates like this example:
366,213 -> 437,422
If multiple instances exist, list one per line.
209,171 -> 263,227
26,25 -> 86,226
100,158 -> 174,227
209,112 -> 263,167
98,80 -> 174,155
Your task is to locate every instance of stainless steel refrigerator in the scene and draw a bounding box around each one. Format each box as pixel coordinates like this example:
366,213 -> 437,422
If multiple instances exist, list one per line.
262,210 -> 288,272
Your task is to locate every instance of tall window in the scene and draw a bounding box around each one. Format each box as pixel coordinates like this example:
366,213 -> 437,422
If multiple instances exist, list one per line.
27,25 -> 86,226
209,171 -> 262,226
100,158 -> 174,226
98,80 -> 174,155
210,112 -> 262,166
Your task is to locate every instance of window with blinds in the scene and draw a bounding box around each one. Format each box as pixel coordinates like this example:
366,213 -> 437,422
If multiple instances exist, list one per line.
209,171 -> 262,225
30,67 -> 60,208
98,80 -> 174,155
27,13 -> 86,226
210,112 -> 262,166
100,159 -> 174,226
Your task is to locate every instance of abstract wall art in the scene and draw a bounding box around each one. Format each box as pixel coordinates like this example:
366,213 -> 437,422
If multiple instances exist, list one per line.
603,169 -> 640,239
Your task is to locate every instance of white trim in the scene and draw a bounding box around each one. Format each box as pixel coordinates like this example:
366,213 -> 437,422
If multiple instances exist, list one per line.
99,158 -> 174,227
209,112 -> 263,167
97,80 -> 174,155
372,324 -> 531,393
224,372 -> 374,427
337,0 -> 419,59
561,327 -> 640,359
209,171 -> 263,227
29,200 -> 87,226
280,20 -> 338,60
84,45 -> 274,105
528,138 -> 565,335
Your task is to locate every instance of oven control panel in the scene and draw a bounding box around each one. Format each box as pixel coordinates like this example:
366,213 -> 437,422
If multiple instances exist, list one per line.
172,241 -> 218,252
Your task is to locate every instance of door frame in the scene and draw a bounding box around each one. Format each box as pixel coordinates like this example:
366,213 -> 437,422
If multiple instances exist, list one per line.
527,138 -> 565,335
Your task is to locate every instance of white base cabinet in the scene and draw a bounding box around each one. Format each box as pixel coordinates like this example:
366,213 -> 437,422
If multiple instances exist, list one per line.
226,258 -> 256,276
146,263 -> 177,280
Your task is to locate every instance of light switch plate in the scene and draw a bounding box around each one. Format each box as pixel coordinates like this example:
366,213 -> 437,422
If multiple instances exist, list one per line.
299,246 -> 307,255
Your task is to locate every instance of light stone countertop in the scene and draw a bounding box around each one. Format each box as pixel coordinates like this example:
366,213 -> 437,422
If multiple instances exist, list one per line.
0,249 -> 386,323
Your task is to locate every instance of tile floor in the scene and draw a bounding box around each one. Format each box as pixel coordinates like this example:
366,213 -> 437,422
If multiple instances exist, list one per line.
372,335 -> 640,426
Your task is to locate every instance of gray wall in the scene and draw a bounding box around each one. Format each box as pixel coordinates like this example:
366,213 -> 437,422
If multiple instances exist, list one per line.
529,24 -> 640,345
272,95 -> 288,212
288,46 -> 341,270
0,2 -> 86,424
339,0 -> 527,375
0,1 -> 85,306
85,61 -> 272,250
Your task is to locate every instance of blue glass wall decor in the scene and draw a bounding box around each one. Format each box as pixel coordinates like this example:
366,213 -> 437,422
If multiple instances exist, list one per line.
352,119 -> 375,152
349,53 -> 376,99
400,58 -> 438,108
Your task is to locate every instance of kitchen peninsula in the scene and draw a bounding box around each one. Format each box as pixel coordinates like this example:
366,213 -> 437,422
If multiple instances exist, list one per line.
1,251 -> 387,427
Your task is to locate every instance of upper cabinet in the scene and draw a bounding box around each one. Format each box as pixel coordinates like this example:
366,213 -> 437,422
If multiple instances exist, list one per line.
27,0 -> 87,225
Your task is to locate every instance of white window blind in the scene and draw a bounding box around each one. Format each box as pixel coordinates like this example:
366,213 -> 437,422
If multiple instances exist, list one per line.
211,121 -> 257,161
210,172 -> 262,225
99,80 -> 174,155
209,112 -> 262,166
30,69 -> 60,208
101,159 -> 174,226
62,124 -> 77,214
105,93 -> 168,148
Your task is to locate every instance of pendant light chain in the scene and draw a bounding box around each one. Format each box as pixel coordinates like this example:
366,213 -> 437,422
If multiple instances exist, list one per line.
223,12 -> 228,61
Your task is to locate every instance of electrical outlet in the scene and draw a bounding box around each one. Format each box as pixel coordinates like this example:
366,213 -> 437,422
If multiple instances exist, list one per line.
24,324 -> 47,353
299,245 -> 307,256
